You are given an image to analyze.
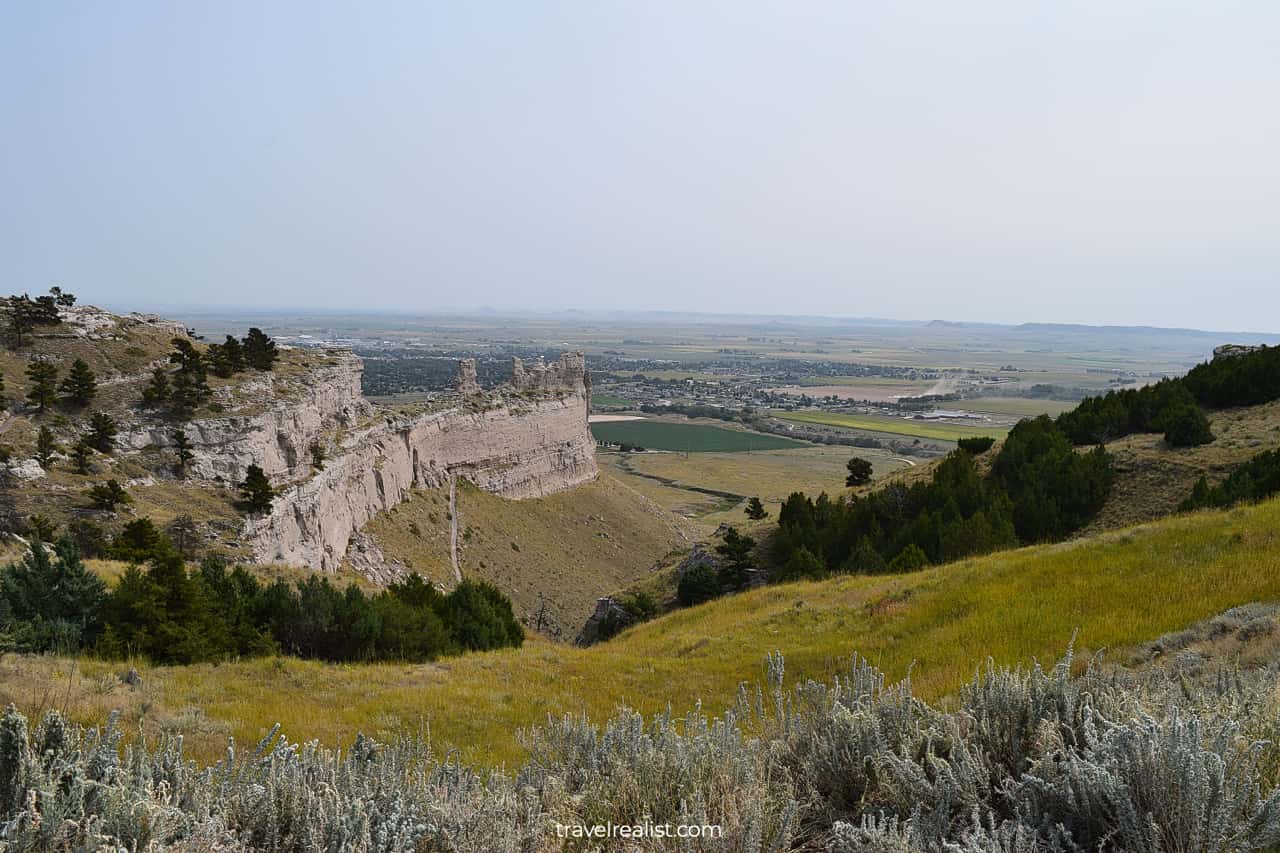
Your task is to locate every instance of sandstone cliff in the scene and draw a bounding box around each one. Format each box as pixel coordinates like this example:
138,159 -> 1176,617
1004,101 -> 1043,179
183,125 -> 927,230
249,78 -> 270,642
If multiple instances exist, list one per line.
234,352 -> 597,571
121,351 -> 371,485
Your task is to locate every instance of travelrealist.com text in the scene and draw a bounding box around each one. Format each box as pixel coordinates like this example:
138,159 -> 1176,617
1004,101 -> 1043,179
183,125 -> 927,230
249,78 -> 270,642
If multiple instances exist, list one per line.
554,821 -> 723,840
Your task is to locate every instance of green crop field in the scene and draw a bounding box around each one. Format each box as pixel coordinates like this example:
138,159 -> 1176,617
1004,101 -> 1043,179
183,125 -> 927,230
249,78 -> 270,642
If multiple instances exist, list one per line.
774,410 -> 1009,441
591,419 -> 807,451
590,394 -> 636,409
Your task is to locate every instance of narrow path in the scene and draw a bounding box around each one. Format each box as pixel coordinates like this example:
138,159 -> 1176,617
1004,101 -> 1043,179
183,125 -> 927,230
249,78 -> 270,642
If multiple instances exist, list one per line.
448,472 -> 462,582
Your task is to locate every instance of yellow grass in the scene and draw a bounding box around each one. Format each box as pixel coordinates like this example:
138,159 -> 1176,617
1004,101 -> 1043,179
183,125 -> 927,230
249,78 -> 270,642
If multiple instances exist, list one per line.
5,497 -> 1280,769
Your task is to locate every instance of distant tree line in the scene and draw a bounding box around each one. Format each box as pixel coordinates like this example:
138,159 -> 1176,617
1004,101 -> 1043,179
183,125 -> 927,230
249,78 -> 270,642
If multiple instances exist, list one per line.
1056,345 -> 1280,448
0,532 -> 523,664
772,416 -> 1114,580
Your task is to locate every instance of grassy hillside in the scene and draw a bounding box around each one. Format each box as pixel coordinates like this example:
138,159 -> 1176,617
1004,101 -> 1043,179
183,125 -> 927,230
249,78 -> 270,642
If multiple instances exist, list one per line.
358,473 -> 696,637
599,443 -> 907,532
1083,398 -> 1280,532
6,494 -> 1280,769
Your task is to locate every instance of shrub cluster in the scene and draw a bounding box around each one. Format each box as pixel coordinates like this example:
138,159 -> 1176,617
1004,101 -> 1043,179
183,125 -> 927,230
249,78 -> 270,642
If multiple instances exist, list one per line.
1056,345 -> 1280,448
0,535 -> 522,664
774,416 -> 1112,578
1,649 -> 1278,850
1181,448 -> 1280,512
1057,378 -> 1213,446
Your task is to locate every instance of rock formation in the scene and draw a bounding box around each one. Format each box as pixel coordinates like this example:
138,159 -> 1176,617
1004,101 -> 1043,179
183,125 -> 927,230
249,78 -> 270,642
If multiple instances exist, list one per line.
213,351 -> 598,572
122,352 -> 371,485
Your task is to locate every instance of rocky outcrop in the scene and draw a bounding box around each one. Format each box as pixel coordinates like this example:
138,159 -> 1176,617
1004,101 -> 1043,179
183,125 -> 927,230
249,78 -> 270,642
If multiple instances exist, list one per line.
1214,344 -> 1266,361
242,352 -> 597,571
120,351 -> 371,485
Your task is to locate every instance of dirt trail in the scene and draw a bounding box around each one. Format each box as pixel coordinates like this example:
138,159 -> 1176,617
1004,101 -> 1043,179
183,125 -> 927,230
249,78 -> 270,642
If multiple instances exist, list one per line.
448,473 -> 462,582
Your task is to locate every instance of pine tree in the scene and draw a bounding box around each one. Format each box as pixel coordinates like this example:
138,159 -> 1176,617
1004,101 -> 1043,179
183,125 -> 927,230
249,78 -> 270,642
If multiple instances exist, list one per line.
209,335 -> 246,377
0,537 -> 106,653
140,367 -> 171,409
69,439 -> 93,474
35,426 -> 59,467
59,358 -> 97,405
171,429 -> 195,474
744,496 -> 768,520
845,457 -> 874,487
86,479 -> 131,511
168,339 -> 210,419
242,327 -> 279,370
167,514 -> 199,558
5,294 -> 53,348
239,464 -> 275,514
85,412 -> 118,453
24,361 -> 59,412
49,286 -> 77,307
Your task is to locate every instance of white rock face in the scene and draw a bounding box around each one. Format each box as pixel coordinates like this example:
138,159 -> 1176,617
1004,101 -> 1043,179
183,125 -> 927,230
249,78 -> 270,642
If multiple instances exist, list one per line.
243,379 -> 597,570
120,352 -> 371,484
118,346 -> 596,573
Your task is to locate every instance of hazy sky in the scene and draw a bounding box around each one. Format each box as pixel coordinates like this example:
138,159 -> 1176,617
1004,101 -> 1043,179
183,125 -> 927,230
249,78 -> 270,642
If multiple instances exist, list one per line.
3,2 -> 1278,330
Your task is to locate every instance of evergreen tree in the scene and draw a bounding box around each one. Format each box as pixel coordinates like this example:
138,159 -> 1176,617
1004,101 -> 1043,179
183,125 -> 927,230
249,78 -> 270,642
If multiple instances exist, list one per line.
715,527 -> 757,590
59,358 -> 97,405
242,327 -> 279,370
744,496 -> 769,520
106,518 -> 168,563
85,412 -> 118,453
24,361 -> 59,412
208,335 -> 246,377
888,543 -> 930,572
140,367 -> 171,408
86,479 -> 131,511
239,464 -> 275,514
845,457 -> 874,487
0,538 -> 106,653
6,295 -> 39,347
677,562 -> 721,606
5,293 -> 60,348
167,340 -> 211,419
167,514 -> 199,558
69,439 -> 93,474
35,426 -> 59,467
49,286 -> 76,307
171,429 -> 195,474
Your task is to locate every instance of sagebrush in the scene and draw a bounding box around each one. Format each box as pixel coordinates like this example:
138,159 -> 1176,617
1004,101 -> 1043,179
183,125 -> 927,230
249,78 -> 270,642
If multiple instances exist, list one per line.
2,646 -> 1279,851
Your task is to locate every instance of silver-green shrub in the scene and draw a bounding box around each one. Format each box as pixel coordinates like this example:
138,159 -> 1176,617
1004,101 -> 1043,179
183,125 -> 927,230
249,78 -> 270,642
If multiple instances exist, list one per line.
2,649 -> 1279,851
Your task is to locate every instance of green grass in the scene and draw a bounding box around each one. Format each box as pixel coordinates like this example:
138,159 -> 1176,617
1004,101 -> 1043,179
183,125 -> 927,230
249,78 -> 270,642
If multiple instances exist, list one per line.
590,419 -> 807,452
774,410 -> 1008,441
8,497 -> 1280,769
590,394 -> 636,409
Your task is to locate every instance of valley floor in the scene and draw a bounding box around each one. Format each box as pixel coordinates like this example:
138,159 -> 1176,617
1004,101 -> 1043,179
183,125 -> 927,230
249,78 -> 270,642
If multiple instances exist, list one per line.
5,495 -> 1280,768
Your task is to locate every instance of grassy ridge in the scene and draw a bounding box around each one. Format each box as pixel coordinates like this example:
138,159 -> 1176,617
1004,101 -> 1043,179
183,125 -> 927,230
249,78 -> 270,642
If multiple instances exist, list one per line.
775,409 -> 1009,441
5,497 -> 1280,768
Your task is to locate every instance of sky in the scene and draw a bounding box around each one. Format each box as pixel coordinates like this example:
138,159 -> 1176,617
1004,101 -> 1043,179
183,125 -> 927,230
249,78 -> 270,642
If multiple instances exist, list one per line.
2,2 -> 1278,331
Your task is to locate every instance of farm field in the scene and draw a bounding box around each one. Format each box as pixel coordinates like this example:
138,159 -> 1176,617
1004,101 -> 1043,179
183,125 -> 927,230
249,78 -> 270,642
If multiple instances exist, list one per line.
8,496 -> 1280,769
957,396 -> 1079,417
590,418 -> 807,451
774,409 -> 1009,441
589,393 -> 636,409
